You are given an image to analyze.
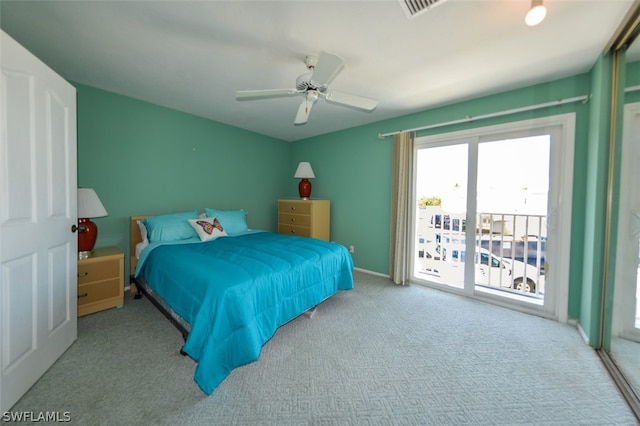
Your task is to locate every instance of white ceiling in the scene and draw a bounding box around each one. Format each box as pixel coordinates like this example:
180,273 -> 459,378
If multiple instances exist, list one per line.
0,0 -> 636,142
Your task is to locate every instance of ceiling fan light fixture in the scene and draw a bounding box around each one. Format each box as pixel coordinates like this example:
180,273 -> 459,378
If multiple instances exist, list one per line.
236,51 -> 378,126
525,0 -> 546,27
306,90 -> 319,103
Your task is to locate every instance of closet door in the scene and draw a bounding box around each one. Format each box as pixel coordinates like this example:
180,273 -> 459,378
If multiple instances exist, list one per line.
0,30 -> 77,412
613,102 -> 640,342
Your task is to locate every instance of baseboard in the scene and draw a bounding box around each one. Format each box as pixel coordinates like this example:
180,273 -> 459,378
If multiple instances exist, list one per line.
574,320 -> 590,345
353,267 -> 390,279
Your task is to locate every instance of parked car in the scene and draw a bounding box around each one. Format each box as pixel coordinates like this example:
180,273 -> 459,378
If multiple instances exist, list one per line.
474,249 -> 544,294
418,247 -> 544,294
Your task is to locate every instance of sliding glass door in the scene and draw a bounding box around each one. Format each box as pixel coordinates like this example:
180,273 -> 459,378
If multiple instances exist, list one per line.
412,115 -> 574,320
415,143 -> 468,290
475,135 -> 549,300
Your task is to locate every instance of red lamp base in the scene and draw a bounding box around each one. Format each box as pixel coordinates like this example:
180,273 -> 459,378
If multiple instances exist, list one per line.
78,217 -> 98,259
298,178 -> 312,199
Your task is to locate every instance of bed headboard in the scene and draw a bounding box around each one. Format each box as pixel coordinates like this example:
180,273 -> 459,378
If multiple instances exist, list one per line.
130,215 -> 150,276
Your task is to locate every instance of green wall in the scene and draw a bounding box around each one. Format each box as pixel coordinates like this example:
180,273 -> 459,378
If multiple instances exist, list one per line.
577,54 -> 614,346
76,59 -> 639,341
75,83 -> 290,275
626,59 -> 640,91
288,125 -> 393,274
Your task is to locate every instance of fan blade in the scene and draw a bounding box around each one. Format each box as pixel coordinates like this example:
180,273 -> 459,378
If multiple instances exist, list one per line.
294,98 -> 314,125
236,88 -> 298,100
309,52 -> 344,87
324,91 -> 378,111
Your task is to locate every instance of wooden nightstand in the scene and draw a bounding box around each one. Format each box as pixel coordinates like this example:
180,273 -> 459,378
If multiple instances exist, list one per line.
77,247 -> 124,317
278,199 -> 330,241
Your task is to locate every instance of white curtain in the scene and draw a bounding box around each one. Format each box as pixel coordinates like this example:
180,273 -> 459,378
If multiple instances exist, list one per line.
389,131 -> 415,285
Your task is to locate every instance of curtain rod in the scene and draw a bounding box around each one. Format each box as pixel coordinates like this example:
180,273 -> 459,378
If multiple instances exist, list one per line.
377,95 -> 590,139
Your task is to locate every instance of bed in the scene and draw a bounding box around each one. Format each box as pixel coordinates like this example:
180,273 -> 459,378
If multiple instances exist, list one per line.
129,210 -> 354,395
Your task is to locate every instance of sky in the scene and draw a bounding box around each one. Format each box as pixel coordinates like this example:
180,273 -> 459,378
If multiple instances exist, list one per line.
416,135 -> 550,215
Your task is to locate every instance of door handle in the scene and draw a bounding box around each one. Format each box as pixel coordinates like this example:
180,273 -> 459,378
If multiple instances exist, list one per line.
71,224 -> 78,233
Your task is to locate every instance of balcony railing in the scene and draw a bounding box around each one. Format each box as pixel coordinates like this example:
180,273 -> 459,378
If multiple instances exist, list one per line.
415,208 -> 547,298
476,212 -> 546,297
477,212 -> 546,268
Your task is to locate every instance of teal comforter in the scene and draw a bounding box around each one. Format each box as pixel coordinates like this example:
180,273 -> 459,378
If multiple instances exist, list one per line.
136,231 -> 354,395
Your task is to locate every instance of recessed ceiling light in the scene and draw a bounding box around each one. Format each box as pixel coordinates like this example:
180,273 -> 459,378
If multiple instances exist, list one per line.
525,0 -> 547,27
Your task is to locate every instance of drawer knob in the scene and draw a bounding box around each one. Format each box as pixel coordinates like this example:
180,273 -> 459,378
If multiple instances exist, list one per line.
290,230 -> 296,234
290,206 -> 296,210
290,218 -> 296,222
78,293 -> 88,298
78,272 -> 88,277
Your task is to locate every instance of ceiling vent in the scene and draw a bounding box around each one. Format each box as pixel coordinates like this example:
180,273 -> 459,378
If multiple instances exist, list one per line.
398,0 -> 449,19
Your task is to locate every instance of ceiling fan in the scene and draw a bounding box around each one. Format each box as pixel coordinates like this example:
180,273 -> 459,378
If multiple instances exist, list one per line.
236,52 -> 378,125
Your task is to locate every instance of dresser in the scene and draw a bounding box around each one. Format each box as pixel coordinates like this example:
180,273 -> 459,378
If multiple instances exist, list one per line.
278,199 -> 330,241
77,247 -> 124,317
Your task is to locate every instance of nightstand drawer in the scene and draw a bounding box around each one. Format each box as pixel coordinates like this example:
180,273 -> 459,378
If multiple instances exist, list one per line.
278,212 -> 311,227
77,247 -> 124,317
78,278 -> 121,306
78,260 -> 120,285
278,200 -> 311,215
278,223 -> 311,237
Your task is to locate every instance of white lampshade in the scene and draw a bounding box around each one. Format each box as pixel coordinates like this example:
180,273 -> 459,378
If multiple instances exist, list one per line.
77,188 -> 108,218
294,162 -> 315,179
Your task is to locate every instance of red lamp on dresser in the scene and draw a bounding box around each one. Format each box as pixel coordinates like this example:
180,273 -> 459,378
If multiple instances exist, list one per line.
294,162 -> 315,199
77,188 -> 108,259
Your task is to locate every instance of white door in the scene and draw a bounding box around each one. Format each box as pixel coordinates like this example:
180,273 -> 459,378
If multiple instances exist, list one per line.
0,30 -> 77,412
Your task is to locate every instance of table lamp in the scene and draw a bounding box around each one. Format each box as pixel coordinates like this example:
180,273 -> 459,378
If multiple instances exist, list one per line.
294,162 -> 315,199
77,188 -> 108,259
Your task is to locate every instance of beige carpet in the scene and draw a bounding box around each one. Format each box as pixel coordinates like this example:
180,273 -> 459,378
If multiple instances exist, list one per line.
9,271 -> 639,425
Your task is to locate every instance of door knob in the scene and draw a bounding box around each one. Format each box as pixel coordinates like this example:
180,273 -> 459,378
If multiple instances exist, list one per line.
71,224 -> 78,233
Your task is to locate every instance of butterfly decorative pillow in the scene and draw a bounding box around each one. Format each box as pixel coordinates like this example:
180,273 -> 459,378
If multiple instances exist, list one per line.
188,217 -> 228,242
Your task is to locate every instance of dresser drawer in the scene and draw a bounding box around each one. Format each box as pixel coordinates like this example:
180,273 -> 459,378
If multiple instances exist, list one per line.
278,200 -> 311,215
78,278 -> 121,306
277,199 -> 330,241
278,223 -> 311,237
78,259 -> 120,285
278,212 -> 311,227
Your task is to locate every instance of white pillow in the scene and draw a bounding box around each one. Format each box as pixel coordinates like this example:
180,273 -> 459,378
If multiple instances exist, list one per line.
188,217 -> 228,241
135,240 -> 149,259
137,220 -> 148,244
